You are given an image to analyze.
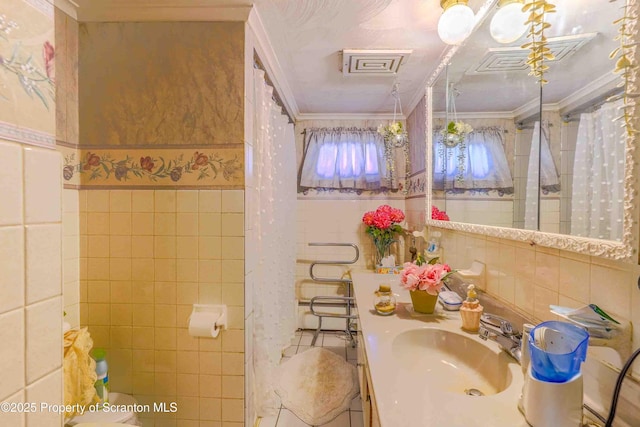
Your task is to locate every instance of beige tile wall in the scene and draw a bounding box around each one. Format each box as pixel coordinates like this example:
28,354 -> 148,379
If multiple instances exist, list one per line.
79,189 -> 244,426
0,141 -> 64,427
436,230 -> 638,335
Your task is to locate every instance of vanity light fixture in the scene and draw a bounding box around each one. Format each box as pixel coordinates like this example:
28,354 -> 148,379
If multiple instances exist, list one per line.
437,0 -> 476,45
490,0 -> 528,44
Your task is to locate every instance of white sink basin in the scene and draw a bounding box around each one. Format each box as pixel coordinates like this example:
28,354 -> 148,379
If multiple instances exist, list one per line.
391,328 -> 513,396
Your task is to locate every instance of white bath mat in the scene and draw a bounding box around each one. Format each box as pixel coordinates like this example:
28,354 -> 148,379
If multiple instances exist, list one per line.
274,347 -> 359,426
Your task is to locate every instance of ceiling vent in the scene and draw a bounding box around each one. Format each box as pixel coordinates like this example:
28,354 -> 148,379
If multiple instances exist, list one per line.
342,49 -> 412,76
470,33 -> 597,74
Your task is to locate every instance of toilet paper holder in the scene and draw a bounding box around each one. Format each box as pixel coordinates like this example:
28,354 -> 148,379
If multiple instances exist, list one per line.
188,304 -> 228,338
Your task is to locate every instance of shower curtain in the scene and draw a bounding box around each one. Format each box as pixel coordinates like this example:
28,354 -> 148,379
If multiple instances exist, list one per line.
570,99 -> 625,241
252,69 -> 297,415
524,121 -> 559,230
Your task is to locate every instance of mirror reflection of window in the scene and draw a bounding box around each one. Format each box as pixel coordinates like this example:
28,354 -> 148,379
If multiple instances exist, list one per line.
433,127 -> 513,194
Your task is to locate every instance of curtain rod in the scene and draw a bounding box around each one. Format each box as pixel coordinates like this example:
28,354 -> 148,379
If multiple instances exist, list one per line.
562,89 -> 624,121
253,51 -> 295,124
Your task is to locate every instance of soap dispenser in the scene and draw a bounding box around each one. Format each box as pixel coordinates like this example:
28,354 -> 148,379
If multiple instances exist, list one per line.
460,284 -> 483,332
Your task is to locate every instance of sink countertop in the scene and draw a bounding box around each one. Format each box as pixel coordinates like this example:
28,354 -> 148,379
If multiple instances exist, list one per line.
352,272 -> 528,427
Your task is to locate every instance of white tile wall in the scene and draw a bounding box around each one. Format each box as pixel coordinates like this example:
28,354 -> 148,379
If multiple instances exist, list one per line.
26,369 -> 63,426
0,226 -> 25,314
0,141 -> 23,226
26,297 -> 63,383
26,224 -> 62,305
24,147 -> 62,224
0,140 -> 64,423
0,309 -> 25,401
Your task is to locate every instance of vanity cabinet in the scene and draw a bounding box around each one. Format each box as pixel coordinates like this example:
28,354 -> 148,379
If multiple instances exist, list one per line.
356,330 -> 380,427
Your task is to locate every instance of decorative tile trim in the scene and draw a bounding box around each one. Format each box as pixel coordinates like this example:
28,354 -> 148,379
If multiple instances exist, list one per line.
61,147 -> 244,188
406,171 -> 426,197
0,120 -> 55,148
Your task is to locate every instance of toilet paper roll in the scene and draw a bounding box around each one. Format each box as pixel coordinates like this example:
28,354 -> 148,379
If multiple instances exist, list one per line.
188,311 -> 221,338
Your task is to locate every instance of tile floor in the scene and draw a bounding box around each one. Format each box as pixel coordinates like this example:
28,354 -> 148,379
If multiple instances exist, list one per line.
259,330 -> 363,427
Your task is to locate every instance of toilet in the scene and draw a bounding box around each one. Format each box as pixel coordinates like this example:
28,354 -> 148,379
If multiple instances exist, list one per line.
65,393 -> 141,426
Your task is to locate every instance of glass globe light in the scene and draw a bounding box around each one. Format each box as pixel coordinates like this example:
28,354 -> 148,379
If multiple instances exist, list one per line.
437,2 -> 475,45
490,0 -> 527,44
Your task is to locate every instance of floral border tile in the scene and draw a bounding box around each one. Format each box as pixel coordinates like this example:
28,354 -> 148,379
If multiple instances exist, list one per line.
0,0 -> 56,139
406,171 -> 426,196
62,147 -> 244,188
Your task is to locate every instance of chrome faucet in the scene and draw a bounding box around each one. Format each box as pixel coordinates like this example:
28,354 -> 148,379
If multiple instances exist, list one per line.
478,313 -> 522,363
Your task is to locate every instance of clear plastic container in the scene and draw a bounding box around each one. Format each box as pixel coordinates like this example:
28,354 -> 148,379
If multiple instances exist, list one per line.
92,348 -> 110,404
528,321 -> 589,383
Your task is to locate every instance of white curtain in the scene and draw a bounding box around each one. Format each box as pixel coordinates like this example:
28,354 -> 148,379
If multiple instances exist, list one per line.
571,99 -> 625,240
299,128 -> 393,190
524,121 -> 559,229
252,69 -> 297,415
433,127 -> 513,192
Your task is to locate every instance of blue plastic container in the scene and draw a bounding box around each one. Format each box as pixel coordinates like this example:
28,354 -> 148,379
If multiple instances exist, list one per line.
528,321 -> 589,383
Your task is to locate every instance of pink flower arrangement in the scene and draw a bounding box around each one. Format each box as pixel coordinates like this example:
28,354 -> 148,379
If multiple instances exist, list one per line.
362,205 -> 405,263
400,259 -> 454,295
431,206 -> 450,221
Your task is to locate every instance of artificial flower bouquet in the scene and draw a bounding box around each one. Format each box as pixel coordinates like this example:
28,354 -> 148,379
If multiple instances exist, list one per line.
399,257 -> 454,295
362,205 -> 405,272
431,206 -> 450,221
400,257 -> 455,313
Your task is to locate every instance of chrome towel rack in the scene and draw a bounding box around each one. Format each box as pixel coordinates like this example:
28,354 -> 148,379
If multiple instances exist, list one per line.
307,242 -> 359,347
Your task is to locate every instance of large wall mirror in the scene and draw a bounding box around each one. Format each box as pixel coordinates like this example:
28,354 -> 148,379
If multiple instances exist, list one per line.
425,0 -> 639,260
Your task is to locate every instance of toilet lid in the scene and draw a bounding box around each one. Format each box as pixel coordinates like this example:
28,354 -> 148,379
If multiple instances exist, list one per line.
66,393 -> 137,425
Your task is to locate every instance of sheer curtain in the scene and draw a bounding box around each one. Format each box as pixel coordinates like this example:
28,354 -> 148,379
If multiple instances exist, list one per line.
433,127 -> 513,192
571,99 -> 625,240
299,128 -> 393,190
524,121 -> 559,229
252,69 -> 297,415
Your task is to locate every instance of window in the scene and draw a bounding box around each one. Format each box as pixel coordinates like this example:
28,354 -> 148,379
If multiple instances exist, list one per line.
300,128 -> 394,191
433,127 -> 513,193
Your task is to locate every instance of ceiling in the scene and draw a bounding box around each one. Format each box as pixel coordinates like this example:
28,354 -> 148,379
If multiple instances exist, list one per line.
71,0 -> 622,119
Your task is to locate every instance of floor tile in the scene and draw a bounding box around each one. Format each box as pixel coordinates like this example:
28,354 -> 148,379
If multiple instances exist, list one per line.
299,331 -> 315,346
277,409 -> 310,427
319,410 -> 350,427
296,345 -> 312,354
350,410 -> 364,427
322,332 -> 348,347
323,346 -> 346,359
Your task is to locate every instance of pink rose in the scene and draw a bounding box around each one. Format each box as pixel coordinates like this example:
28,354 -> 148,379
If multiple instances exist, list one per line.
378,205 -> 394,214
389,208 -> 405,223
372,211 -> 392,229
362,211 -> 375,226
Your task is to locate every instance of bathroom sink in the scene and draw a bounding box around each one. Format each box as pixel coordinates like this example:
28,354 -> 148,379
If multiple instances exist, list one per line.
391,328 -> 513,396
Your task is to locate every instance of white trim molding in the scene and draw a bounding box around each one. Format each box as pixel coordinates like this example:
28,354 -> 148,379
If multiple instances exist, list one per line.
54,0 -> 78,19
296,113 -> 405,121
76,4 -> 251,22
248,7 -> 300,120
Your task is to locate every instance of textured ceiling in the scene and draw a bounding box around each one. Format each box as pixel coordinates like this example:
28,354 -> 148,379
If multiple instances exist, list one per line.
73,0 -> 621,117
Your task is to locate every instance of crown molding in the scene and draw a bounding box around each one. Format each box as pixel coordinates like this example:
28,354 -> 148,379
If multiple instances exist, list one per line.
76,4 -> 251,22
556,72 -> 620,114
248,7 -> 300,121
54,0 -> 78,19
296,113 -> 406,121
432,111 -> 515,120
